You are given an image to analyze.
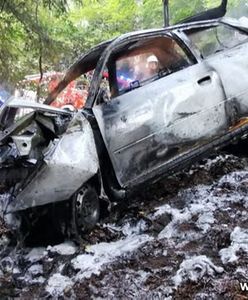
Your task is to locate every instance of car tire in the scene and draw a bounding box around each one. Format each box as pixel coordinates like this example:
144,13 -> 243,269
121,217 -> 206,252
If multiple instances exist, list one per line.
71,184 -> 100,241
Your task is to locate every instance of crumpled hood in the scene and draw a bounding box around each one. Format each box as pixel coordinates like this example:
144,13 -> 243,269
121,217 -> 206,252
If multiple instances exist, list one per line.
6,112 -> 99,212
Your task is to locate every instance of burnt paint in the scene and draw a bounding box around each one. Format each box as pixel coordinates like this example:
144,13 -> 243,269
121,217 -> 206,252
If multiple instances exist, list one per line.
94,60 -> 227,187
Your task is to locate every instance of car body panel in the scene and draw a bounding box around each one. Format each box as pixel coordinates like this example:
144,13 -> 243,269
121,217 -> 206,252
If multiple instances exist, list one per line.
93,62 -> 228,187
0,97 -> 72,116
205,42 -> 248,116
6,112 -> 99,212
1,15 -> 248,214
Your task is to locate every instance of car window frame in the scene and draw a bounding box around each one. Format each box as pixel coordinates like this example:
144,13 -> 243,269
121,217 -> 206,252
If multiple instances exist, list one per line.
109,36 -> 193,98
182,23 -> 248,59
85,30 -> 198,109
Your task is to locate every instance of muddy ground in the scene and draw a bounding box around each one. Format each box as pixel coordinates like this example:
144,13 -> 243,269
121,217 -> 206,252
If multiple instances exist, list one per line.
0,146 -> 248,299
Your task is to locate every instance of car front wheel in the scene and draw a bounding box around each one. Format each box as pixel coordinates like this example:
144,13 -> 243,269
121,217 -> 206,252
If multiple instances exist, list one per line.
72,184 -> 100,241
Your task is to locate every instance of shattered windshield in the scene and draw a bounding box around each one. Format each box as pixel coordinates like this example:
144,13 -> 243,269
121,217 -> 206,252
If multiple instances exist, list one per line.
185,24 -> 248,58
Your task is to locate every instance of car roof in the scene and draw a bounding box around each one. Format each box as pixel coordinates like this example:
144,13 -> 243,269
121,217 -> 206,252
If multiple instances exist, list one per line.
45,17 -> 246,105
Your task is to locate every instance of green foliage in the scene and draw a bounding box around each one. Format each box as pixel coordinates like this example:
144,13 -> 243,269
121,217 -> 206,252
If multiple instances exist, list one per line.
139,0 -> 163,29
0,0 -> 74,84
0,0 -> 246,86
69,0 -> 138,47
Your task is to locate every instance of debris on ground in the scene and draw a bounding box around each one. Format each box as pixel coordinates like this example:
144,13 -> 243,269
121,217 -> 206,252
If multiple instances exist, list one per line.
1,152 -> 248,298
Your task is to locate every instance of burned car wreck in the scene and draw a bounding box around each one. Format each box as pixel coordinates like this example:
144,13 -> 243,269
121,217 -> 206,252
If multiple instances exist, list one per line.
1,1 -> 248,239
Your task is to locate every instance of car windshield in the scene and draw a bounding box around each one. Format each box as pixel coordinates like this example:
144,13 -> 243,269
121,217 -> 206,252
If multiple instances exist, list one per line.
185,24 -> 248,58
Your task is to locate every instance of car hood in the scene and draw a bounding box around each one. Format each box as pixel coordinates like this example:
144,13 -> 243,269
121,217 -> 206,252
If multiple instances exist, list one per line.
0,96 -> 72,115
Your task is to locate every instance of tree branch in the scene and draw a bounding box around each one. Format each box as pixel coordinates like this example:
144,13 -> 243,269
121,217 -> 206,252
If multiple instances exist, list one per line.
0,0 -> 6,13
35,0 -> 43,102
4,1 -> 50,43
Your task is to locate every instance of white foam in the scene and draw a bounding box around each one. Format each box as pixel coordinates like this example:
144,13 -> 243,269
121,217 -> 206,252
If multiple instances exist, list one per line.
219,227 -> 248,263
47,241 -> 77,256
72,234 -> 152,280
25,248 -> 47,263
46,273 -> 73,297
173,255 -> 223,287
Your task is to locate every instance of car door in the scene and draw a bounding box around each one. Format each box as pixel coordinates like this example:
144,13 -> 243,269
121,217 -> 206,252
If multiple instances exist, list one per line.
184,22 -> 248,120
93,34 -> 228,188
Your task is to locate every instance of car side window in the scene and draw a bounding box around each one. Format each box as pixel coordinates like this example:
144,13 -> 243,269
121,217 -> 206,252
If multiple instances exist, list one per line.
110,36 -> 192,98
184,24 -> 248,58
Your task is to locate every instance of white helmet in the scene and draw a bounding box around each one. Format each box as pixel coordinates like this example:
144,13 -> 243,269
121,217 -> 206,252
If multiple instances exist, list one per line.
147,55 -> 158,63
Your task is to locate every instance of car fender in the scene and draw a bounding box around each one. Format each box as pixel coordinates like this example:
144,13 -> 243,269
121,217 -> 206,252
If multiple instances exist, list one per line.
7,112 -> 99,212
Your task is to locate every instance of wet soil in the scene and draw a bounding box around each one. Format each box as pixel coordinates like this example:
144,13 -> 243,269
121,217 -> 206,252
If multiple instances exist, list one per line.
1,148 -> 248,299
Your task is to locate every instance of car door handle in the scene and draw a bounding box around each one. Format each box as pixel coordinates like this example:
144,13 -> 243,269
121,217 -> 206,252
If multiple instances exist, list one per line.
197,75 -> 211,86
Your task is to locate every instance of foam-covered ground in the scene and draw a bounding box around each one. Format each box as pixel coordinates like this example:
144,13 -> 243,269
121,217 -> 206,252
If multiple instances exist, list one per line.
1,152 -> 248,299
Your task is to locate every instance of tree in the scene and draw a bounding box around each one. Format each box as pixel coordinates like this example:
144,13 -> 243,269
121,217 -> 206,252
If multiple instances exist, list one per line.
0,0 -> 246,86
0,0 -> 73,84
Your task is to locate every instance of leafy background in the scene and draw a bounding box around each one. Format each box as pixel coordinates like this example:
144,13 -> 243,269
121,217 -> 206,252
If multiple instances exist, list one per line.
0,0 -> 247,85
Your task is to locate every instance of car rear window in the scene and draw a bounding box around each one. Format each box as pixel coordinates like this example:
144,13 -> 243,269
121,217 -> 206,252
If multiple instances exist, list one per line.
185,24 -> 248,58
